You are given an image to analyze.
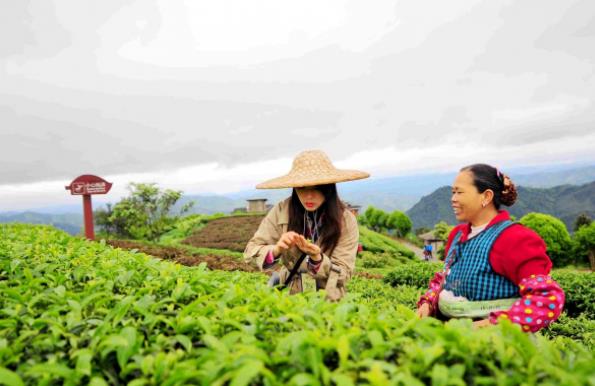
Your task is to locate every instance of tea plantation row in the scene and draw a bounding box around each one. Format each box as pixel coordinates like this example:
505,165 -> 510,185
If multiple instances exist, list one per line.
0,224 -> 593,385
384,261 -> 595,348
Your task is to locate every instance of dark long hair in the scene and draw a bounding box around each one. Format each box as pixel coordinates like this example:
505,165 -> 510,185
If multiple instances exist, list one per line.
288,184 -> 345,255
461,164 -> 518,209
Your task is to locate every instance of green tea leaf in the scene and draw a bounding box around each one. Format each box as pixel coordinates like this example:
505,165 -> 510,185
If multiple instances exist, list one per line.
0,368 -> 25,386
74,349 -> 93,377
229,360 -> 263,386
175,334 -> 192,352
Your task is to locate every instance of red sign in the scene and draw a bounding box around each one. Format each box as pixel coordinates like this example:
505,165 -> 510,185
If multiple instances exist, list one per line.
65,175 -> 113,240
65,175 -> 112,195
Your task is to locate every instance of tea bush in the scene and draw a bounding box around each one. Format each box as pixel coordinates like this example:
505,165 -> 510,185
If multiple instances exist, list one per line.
542,313 -> 594,349
384,262 -> 595,320
0,224 -> 593,385
551,269 -> 595,318
383,261 -> 443,289
359,226 -> 416,260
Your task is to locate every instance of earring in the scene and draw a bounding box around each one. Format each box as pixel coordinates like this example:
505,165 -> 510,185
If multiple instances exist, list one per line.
482,202 -> 487,208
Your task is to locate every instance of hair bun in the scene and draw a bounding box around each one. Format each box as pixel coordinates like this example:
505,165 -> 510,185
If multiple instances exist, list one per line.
500,176 -> 517,206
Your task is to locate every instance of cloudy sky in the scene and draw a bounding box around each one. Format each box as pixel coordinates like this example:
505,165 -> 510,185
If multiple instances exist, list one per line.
1,0 -> 594,211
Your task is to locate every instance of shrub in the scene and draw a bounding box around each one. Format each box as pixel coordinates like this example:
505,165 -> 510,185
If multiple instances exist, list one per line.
384,261 -> 443,289
358,251 -> 409,269
551,269 -> 595,318
348,277 -> 423,309
382,263 -> 595,320
571,221 -> 595,269
573,213 -> 592,232
433,221 -> 454,241
519,213 -> 573,267
541,313 -> 594,349
96,182 -> 193,241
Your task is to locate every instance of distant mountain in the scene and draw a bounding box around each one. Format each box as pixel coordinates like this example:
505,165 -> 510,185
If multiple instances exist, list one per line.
219,173 -> 466,213
406,181 -> 595,230
220,164 -> 595,213
173,195 -> 245,215
0,212 -> 82,235
2,164 -> 594,230
513,165 -> 595,188
406,186 -> 456,229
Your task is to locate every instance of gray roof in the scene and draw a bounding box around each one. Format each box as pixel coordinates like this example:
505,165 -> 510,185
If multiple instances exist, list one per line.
419,231 -> 441,241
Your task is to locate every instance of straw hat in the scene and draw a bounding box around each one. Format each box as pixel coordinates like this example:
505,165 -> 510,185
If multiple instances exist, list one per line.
256,150 -> 370,189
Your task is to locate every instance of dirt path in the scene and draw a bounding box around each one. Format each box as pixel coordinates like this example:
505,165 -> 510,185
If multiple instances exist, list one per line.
107,239 -> 383,279
392,237 -> 440,263
397,239 -> 424,259
106,240 -> 258,272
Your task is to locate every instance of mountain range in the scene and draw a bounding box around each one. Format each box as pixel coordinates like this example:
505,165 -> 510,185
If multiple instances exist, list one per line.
407,181 -> 595,231
2,164 -> 594,234
0,212 -> 83,235
179,164 -> 595,215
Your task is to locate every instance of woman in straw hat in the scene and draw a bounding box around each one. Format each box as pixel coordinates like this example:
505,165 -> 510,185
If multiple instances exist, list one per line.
244,150 -> 369,301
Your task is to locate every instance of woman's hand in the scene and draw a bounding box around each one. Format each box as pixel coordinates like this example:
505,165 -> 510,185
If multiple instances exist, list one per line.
295,235 -> 321,260
273,231 -> 300,257
472,319 -> 491,329
417,303 -> 431,318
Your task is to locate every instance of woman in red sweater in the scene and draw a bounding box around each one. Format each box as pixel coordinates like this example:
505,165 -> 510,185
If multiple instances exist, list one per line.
417,164 -> 565,332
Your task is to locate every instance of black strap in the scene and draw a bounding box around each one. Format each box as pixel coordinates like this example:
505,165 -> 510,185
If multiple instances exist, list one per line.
278,253 -> 308,290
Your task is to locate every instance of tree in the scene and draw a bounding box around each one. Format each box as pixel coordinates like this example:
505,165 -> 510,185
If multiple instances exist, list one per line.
572,221 -> 595,270
98,183 -> 193,241
519,212 -> 573,267
95,203 -> 116,236
433,221 -> 453,242
385,211 -> 399,234
356,214 -> 368,227
364,206 -> 383,232
573,213 -> 592,232
376,211 -> 389,232
397,212 -> 413,237
432,221 -> 454,260
364,206 -> 376,228
387,211 -> 412,237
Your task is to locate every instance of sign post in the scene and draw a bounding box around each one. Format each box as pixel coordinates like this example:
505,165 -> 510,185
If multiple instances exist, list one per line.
65,175 -> 112,240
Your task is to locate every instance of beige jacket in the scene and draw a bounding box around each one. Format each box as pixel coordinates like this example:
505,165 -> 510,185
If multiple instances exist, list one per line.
243,198 -> 359,300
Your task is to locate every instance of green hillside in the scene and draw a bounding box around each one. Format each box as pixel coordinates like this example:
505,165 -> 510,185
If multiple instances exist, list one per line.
407,182 -> 595,230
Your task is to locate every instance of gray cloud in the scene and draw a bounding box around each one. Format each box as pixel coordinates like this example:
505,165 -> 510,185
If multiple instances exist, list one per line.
1,0 -> 594,187
0,91 -> 342,184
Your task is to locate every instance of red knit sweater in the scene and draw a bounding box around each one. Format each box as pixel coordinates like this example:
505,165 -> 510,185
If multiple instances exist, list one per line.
444,211 -> 551,284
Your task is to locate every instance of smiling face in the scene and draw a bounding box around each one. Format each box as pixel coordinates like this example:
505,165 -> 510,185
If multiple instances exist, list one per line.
295,186 -> 325,212
451,170 -> 485,223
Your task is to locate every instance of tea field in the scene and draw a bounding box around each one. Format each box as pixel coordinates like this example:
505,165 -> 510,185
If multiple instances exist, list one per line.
182,215 -> 265,252
1,224 -> 594,385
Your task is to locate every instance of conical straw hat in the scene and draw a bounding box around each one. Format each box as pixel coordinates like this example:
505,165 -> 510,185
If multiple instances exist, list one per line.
256,150 -> 370,189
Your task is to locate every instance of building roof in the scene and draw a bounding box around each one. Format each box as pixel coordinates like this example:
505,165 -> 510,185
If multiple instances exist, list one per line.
419,231 -> 442,241
344,202 -> 361,209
